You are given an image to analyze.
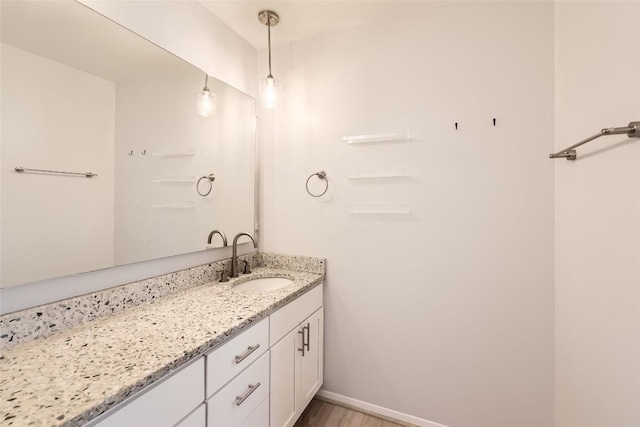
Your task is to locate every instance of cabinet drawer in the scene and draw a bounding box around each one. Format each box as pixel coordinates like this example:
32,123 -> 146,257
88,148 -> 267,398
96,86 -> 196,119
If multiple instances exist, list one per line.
175,404 -> 206,427
240,397 -> 269,427
93,357 -> 204,427
270,285 -> 323,346
206,318 -> 268,397
207,352 -> 270,427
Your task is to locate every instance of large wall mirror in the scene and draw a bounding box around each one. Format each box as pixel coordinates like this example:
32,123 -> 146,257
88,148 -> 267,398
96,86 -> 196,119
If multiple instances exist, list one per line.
0,1 -> 256,288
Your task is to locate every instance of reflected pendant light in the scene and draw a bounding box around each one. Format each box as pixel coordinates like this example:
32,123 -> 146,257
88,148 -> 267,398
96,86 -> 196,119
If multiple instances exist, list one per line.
196,74 -> 216,117
258,10 -> 282,109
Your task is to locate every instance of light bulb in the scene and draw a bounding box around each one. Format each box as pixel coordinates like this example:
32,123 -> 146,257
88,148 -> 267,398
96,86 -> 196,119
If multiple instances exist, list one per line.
196,89 -> 216,117
260,76 -> 282,109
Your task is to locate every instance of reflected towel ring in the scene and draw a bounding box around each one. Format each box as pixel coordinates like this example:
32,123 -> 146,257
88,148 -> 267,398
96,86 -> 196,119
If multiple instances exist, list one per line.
306,171 -> 328,197
197,174 -> 215,196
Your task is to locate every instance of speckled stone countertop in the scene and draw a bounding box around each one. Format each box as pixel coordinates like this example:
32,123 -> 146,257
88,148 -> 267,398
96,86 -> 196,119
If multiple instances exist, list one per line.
0,266 -> 323,426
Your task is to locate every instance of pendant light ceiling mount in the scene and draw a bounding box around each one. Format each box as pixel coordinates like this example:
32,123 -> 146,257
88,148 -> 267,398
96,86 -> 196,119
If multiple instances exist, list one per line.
258,10 -> 279,27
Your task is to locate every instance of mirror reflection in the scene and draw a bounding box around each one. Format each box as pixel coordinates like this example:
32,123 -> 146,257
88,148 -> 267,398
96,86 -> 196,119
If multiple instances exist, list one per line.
0,1 -> 256,288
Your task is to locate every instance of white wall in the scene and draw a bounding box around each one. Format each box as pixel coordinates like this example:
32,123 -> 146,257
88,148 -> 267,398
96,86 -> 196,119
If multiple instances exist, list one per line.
0,44 -> 115,287
554,2 -> 640,426
0,1 -> 257,314
259,2 -> 555,426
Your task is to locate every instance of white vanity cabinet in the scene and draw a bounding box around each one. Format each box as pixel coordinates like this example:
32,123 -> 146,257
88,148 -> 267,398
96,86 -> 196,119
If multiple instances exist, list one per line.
269,286 -> 324,427
87,284 -> 323,427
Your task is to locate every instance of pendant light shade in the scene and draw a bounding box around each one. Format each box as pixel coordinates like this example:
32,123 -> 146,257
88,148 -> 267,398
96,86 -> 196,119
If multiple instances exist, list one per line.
258,10 -> 281,109
260,76 -> 282,109
196,74 -> 216,117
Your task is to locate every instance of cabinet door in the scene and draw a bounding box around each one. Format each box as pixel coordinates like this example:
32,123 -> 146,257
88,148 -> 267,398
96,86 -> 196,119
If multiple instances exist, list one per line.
298,308 -> 323,411
270,326 -> 300,427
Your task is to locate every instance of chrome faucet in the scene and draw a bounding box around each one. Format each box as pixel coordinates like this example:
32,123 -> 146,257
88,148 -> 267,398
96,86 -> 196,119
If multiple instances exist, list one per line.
207,229 -> 227,247
231,232 -> 257,278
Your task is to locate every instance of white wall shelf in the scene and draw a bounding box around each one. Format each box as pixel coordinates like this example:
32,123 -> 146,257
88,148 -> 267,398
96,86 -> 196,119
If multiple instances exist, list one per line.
347,169 -> 411,180
343,131 -> 410,144
348,204 -> 411,214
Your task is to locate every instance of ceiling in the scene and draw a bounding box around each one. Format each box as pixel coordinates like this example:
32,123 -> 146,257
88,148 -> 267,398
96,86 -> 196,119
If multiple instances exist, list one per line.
199,1 -> 446,49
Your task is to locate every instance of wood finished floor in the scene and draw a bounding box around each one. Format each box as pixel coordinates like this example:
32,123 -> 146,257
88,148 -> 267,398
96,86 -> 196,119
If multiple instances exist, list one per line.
294,399 -> 406,427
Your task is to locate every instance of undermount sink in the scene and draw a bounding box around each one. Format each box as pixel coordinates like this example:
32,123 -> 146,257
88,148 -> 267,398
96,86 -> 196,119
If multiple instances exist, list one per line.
233,277 -> 293,292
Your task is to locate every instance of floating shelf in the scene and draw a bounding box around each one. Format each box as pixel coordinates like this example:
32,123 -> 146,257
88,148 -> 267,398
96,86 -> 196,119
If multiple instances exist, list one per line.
343,131 -> 410,144
347,168 -> 411,180
152,148 -> 196,157
348,204 -> 411,214
152,201 -> 195,209
152,176 -> 196,184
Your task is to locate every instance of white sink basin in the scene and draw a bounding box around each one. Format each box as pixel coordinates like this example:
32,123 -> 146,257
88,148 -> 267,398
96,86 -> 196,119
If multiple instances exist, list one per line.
233,277 -> 293,292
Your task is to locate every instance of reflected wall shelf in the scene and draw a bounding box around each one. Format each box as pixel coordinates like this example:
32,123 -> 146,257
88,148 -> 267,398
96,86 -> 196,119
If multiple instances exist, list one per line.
347,168 -> 411,180
152,201 -> 195,209
152,148 -> 196,157
348,204 -> 411,214
343,131 -> 411,144
152,176 -> 196,184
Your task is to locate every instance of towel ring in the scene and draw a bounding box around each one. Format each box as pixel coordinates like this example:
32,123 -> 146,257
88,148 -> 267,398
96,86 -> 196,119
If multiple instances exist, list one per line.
305,171 -> 328,198
197,174 -> 215,196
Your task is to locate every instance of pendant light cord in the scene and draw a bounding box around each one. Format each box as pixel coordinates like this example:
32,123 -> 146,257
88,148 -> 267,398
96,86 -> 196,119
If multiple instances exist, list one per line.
267,14 -> 273,78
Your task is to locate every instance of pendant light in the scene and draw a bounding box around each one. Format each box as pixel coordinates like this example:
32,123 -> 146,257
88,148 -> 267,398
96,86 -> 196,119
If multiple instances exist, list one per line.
196,74 -> 216,117
258,10 -> 282,109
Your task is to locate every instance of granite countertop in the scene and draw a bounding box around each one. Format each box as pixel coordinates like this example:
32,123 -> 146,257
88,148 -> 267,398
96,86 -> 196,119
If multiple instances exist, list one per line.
0,267 -> 323,427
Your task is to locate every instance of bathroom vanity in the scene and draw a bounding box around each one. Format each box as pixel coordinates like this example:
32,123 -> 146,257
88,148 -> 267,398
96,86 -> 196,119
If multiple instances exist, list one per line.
0,254 -> 325,427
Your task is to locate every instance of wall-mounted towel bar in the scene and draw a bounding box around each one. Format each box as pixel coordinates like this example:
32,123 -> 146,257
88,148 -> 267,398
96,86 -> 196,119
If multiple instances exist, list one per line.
14,166 -> 97,178
550,121 -> 639,160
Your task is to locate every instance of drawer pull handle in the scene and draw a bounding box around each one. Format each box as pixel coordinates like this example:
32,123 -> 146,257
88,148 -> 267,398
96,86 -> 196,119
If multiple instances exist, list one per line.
235,344 -> 260,364
236,382 -> 261,406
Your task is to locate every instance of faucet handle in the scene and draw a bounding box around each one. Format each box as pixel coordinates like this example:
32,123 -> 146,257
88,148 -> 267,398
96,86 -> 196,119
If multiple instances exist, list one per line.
219,270 -> 229,282
242,260 -> 252,274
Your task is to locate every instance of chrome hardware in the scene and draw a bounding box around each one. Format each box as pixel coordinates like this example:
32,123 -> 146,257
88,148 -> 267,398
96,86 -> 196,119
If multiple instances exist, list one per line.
304,323 -> 310,351
236,382 -> 260,406
298,329 -> 305,356
196,173 -> 215,196
258,10 -> 279,26
231,233 -> 258,278
235,344 -> 260,364
550,121 -> 639,161
207,230 -> 227,247
305,171 -> 328,197
14,166 -> 97,178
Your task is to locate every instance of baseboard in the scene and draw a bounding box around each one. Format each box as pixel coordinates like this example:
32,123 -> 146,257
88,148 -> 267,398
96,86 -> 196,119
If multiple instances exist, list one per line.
315,390 -> 449,427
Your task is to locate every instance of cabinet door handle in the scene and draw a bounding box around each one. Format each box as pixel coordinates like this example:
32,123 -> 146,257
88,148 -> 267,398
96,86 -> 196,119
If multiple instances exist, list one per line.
235,344 -> 260,364
304,323 -> 310,351
298,329 -> 305,356
236,382 -> 261,406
